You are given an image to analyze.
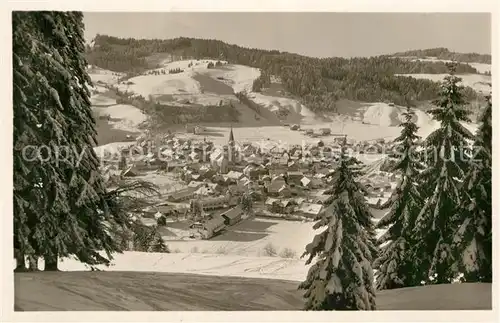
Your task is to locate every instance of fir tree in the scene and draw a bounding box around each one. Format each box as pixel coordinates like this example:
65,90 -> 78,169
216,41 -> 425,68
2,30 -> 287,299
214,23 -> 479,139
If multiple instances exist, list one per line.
13,12 -> 137,271
451,95 -> 492,282
13,11 -> 80,271
240,190 -> 254,214
299,138 -> 377,310
414,62 -> 474,284
373,107 -> 425,289
150,235 -> 170,253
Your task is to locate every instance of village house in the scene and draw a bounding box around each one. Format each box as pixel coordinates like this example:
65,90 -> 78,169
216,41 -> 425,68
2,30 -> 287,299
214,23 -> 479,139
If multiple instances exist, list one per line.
265,198 -> 295,214
278,185 -> 292,198
287,171 -> 304,185
269,168 -> 286,178
197,196 -> 229,210
194,185 -> 215,196
243,165 -> 260,180
197,216 -> 226,239
226,170 -> 244,181
296,203 -> 323,219
166,187 -> 197,203
220,205 -> 244,226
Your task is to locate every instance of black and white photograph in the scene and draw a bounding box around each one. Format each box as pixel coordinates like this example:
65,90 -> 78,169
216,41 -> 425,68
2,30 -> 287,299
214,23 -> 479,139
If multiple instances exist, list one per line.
3,1 -> 496,321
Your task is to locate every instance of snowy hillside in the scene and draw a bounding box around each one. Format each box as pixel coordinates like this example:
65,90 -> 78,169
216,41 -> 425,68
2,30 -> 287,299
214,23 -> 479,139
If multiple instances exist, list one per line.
87,66 -> 124,86
397,73 -> 492,95
394,56 -> 491,75
205,64 -> 261,93
248,92 -> 318,124
93,104 -> 147,132
360,102 -> 476,139
91,59 -> 324,125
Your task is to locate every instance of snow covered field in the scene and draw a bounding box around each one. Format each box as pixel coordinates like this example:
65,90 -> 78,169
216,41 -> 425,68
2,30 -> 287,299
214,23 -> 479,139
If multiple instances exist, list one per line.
117,72 -> 202,98
397,73 -> 492,95
93,104 -> 147,132
205,64 -> 261,93
87,66 -> 124,85
22,252 -> 308,282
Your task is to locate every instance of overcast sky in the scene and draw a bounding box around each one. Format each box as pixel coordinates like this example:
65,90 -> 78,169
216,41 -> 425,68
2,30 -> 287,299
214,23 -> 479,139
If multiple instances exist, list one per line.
83,12 -> 491,58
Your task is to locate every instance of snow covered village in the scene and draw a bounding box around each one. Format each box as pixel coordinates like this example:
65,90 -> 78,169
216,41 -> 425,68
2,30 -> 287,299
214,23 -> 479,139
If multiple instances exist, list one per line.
10,10 -> 494,318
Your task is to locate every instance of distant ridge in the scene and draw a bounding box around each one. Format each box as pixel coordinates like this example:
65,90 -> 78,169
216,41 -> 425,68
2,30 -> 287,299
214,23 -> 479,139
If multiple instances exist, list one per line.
391,47 -> 491,64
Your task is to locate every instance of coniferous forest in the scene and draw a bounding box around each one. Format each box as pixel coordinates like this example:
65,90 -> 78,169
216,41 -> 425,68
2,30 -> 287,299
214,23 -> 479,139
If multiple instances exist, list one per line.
12,12 -> 492,312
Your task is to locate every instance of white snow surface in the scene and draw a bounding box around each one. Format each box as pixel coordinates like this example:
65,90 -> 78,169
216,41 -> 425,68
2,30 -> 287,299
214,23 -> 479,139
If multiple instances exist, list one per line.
90,94 -> 116,106
117,73 -> 202,98
206,64 -> 261,93
93,104 -> 147,132
362,103 -> 401,127
87,67 -> 124,85
358,103 -> 475,140
248,92 -> 317,122
17,217 -> 387,282
468,62 -> 491,74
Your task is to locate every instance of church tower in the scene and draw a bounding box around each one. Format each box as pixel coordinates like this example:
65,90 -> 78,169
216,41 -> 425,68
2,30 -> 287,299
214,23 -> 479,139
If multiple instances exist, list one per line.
228,125 -> 236,163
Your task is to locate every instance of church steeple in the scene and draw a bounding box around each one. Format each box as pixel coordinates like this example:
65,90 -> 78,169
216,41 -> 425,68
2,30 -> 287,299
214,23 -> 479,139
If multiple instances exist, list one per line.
227,125 -> 236,164
229,125 -> 235,143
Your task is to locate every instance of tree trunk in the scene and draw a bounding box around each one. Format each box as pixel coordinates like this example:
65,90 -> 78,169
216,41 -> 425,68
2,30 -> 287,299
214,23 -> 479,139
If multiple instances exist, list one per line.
44,255 -> 59,271
28,256 -> 39,271
14,250 -> 26,272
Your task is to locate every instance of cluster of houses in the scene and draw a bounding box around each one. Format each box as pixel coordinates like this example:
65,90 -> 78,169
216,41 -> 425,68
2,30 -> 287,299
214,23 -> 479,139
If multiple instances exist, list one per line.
103,126 -> 398,239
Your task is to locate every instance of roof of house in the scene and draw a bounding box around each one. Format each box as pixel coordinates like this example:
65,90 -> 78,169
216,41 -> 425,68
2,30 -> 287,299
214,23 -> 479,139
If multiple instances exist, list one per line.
188,181 -> 204,188
203,216 -> 226,231
168,187 -> 196,200
268,180 -> 287,193
298,203 -> 323,215
200,195 -> 227,204
265,197 -> 279,205
278,185 -> 290,193
221,205 -> 244,220
226,171 -> 243,180
301,176 -> 312,186
315,195 -> 332,204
